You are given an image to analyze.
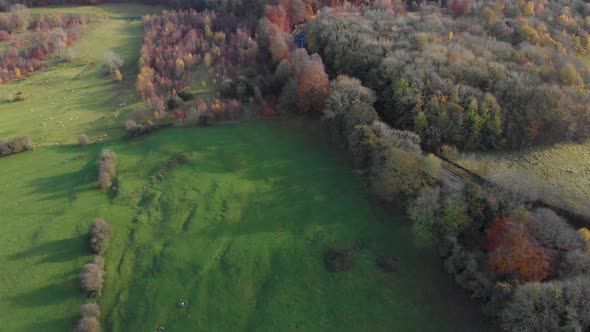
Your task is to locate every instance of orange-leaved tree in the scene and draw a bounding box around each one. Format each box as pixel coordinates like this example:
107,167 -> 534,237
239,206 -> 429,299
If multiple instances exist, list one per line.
296,56 -> 329,113
486,217 -> 552,282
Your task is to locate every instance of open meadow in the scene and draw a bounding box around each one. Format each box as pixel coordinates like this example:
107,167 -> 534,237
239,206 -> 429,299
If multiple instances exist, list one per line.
458,142 -> 590,217
0,122 -> 492,331
0,4 -> 164,145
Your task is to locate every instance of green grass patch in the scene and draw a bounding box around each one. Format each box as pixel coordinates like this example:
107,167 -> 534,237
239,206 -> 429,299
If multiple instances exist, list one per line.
0,122 -> 490,331
459,141 -> 590,217
0,5 -> 163,145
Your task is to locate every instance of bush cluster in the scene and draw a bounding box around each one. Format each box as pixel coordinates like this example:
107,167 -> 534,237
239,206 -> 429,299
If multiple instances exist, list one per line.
79,256 -> 104,297
124,120 -> 157,138
0,136 -> 33,157
97,149 -> 117,190
89,219 -> 112,255
74,303 -> 101,332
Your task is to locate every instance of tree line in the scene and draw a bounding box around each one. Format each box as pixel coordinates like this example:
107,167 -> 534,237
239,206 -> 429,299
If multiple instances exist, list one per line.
306,1 -> 590,150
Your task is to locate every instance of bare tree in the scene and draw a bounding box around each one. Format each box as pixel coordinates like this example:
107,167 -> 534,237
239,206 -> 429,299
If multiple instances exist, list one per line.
104,50 -> 123,73
80,303 -> 100,319
89,219 -> 112,255
75,317 -> 100,332
79,259 -> 104,296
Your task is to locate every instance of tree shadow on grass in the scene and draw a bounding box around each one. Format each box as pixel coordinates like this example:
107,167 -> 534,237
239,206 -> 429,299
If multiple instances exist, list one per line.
28,147 -> 98,202
11,277 -> 78,307
9,234 -> 88,264
25,315 -> 77,332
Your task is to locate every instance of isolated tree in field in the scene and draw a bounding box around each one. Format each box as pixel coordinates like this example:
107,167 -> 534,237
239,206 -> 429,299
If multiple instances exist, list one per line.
486,217 -> 552,282
97,149 -> 117,190
79,259 -> 104,296
78,134 -> 89,146
104,50 -> 123,73
89,219 -> 112,255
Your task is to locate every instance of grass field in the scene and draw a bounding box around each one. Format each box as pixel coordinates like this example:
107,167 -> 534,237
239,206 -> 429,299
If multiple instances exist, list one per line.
0,122 -> 490,331
0,4 -> 164,146
459,141 -> 590,217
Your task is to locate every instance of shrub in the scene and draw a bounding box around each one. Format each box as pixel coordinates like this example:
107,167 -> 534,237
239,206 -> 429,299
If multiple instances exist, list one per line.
0,136 -> 33,157
80,303 -> 100,318
124,120 -> 157,138
324,248 -> 353,272
79,258 -> 104,296
78,134 -> 90,146
89,219 -> 111,255
75,317 -> 100,332
97,149 -> 117,190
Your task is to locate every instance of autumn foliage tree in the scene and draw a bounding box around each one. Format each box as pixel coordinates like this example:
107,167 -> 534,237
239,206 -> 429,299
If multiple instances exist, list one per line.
486,217 -> 552,282
449,0 -> 472,16
296,56 -> 329,113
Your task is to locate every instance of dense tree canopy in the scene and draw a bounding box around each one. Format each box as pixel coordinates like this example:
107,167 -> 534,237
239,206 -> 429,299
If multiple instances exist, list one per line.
307,1 -> 590,150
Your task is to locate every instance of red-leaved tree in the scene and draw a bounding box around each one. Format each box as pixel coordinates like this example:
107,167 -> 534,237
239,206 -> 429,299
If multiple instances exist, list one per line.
449,0 -> 473,16
296,56 -> 329,113
486,217 -> 552,282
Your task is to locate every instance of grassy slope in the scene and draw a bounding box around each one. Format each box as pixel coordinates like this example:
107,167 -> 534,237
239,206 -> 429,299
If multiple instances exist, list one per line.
0,4 -> 162,145
0,123 -> 490,331
459,141 -> 590,217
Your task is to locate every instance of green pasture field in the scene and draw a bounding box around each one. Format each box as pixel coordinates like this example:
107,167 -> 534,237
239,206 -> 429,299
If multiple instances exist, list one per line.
0,4 -> 164,146
0,122 -> 490,331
